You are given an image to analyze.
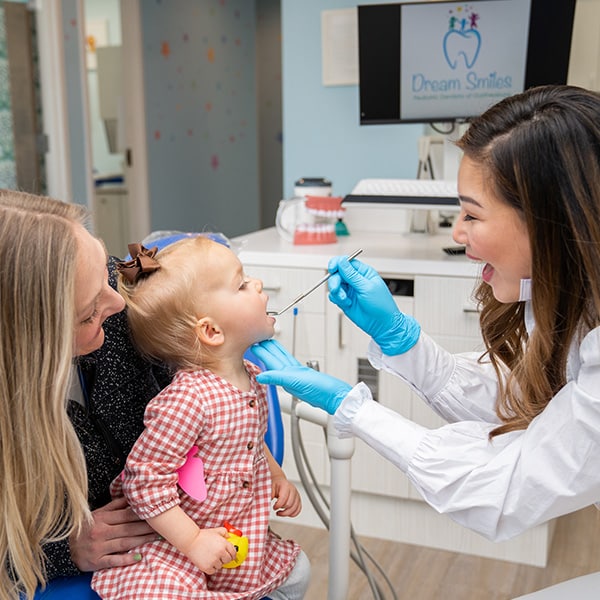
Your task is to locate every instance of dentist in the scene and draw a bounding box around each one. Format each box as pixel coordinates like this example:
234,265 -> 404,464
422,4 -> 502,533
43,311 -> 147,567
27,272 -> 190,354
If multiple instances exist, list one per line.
253,85 -> 600,542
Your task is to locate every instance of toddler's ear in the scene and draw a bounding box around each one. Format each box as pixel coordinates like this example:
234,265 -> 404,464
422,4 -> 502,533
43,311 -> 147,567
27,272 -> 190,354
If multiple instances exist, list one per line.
195,317 -> 224,346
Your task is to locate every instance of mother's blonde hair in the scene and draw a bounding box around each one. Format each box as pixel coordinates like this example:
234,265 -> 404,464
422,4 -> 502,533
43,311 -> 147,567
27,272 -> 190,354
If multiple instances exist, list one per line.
0,191 -> 90,599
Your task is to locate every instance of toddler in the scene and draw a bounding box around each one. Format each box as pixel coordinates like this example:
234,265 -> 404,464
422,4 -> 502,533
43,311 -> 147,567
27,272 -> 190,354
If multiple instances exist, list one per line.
92,237 -> 310,599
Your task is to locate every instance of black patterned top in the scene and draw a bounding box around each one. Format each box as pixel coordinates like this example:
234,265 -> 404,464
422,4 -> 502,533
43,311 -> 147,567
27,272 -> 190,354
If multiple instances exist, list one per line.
43,257 -> 172,580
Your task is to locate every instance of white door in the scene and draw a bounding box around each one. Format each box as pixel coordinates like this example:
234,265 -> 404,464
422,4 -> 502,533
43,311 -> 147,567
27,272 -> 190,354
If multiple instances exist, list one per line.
118,0 -> 150,242
34,0 -> 150,244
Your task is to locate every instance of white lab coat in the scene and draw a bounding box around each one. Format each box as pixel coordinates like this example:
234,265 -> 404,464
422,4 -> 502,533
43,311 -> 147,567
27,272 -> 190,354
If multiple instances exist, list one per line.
333,302 -> 600,541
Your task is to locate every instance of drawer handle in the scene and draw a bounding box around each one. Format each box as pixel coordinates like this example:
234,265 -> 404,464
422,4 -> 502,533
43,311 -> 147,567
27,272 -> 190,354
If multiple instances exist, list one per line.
462,307 -> 480,314
263,285 -> 281,293
338,313 -> 345,349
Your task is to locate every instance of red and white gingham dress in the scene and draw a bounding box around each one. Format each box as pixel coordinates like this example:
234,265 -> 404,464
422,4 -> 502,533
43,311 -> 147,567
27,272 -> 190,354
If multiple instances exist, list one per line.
92,362 -> 301,600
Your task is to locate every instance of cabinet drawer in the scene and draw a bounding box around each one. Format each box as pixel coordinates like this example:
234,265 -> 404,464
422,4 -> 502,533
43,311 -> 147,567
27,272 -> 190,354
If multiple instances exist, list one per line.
243,264 -> 326,314
351,438 -> 411,498
414,275 -> 480,338
272,312 -> 326,365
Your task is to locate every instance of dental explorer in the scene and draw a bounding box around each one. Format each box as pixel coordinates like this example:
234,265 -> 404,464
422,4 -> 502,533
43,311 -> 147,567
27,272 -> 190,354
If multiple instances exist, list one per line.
267,248 -> 363,316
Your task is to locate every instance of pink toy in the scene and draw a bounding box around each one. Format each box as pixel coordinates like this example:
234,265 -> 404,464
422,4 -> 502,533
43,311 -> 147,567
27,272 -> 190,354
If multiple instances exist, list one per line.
176,445 -> 207,501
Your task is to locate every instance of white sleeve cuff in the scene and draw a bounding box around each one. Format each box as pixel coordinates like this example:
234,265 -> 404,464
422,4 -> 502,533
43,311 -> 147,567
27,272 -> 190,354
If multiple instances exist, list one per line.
334,382 -> 427,472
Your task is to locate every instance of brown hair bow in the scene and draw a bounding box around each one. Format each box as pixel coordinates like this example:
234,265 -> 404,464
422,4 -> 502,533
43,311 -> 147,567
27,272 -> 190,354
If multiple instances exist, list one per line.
117,243 -> 161,283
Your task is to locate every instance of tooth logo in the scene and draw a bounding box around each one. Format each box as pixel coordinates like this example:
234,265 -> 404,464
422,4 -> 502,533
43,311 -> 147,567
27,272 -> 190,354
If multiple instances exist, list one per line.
443,5 -> 481,69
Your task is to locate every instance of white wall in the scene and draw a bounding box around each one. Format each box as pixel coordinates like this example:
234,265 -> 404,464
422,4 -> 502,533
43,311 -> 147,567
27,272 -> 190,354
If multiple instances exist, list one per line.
568,0 -> 600,91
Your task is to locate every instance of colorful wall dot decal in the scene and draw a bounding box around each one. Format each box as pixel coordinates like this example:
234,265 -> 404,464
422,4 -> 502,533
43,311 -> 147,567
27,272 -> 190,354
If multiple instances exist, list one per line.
161,41 -> 170,57
211,154 -> 220,170
207,47 -> 215,63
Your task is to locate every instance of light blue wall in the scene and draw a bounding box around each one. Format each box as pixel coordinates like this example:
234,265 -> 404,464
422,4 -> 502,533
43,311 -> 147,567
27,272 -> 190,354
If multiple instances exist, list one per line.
281,0 -> 424,199
137,1 -> 425,236
141,0 -> 260,238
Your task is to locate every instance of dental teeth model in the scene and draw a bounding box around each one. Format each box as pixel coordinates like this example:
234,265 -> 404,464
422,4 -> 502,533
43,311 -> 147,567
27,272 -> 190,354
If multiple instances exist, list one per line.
293,195 -> 345,245
276,195 -> 348,245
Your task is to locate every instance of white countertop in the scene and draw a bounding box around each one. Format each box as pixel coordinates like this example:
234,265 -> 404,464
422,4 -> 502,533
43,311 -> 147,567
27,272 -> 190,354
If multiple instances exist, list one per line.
233,227 -> 481,278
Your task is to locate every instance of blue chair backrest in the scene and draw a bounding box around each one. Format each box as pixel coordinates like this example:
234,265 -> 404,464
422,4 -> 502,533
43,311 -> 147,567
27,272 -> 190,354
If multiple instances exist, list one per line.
33,573 -> 98,599
244,347 -> 284,466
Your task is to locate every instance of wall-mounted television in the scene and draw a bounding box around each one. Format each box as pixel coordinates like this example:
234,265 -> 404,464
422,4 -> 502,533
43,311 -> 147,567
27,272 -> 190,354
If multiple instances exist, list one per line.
358,0 -> 577,125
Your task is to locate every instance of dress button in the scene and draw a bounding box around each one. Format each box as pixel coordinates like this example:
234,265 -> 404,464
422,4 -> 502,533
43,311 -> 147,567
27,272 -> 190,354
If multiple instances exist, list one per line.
247,441 -> 254,450
242,481 -> 250,489
249,399 -> 255,407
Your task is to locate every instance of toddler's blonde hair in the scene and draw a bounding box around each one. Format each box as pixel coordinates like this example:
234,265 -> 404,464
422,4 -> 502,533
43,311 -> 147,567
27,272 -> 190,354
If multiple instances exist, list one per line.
119,236 -> 218,371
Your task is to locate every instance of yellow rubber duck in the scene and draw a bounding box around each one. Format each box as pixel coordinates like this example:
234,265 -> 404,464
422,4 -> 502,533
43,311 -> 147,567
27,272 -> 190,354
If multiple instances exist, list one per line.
222,521 -> 249,568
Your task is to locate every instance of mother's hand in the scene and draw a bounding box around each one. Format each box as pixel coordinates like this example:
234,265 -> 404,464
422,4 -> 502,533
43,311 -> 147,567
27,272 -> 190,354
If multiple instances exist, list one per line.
70,496 -> 158,571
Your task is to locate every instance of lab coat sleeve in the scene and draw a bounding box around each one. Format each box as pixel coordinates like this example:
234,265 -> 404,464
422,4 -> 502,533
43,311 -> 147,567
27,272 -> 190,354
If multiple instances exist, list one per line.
334,327 -> 600,541
368,332 -> 502,424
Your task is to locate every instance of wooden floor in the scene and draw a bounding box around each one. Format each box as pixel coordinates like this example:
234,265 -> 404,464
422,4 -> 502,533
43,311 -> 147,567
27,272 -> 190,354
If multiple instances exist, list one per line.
272,505 -> 600,600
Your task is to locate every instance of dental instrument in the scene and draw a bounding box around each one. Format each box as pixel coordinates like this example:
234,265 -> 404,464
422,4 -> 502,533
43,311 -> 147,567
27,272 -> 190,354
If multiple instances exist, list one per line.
267,248 -> 363,316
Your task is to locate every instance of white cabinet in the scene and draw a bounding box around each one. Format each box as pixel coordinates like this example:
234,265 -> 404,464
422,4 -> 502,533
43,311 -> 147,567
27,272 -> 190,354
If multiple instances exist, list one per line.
326,277 -> 416,500
245,264 -> 331,488
247,264 -> 327,367
326,275 -> 483,502
411,275 -> 483,431
414,275 -> 482,350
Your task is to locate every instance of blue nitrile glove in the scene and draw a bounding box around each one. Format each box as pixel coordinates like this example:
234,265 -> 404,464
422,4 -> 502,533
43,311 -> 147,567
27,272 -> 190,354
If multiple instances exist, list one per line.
327,256 -> 421,355
253,339 -> 352,415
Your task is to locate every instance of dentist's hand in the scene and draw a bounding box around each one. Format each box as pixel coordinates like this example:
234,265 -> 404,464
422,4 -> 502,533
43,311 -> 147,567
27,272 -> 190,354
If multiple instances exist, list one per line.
253,339 -> 351,415
328,256 -> 421,355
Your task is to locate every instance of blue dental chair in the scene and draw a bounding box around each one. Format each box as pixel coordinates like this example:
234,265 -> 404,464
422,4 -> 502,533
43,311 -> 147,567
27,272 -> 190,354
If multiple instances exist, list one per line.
33,233 -> 283,599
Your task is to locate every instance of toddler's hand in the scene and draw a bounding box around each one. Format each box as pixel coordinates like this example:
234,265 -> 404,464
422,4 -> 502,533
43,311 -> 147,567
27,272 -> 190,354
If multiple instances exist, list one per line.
271,475 -> 302,518
186,527 -> 237,574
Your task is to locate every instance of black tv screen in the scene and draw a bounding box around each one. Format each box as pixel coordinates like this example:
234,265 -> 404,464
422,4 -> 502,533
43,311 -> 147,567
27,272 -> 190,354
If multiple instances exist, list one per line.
359,0 -> 576,124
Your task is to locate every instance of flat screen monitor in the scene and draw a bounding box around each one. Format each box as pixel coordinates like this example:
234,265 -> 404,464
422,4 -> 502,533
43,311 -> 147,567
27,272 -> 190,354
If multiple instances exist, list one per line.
359,0 -> 577,124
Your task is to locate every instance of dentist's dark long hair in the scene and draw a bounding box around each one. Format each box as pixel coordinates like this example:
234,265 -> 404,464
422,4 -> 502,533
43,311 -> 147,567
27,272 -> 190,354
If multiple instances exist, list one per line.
456,85 -> 600,437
